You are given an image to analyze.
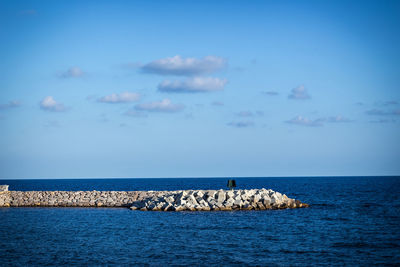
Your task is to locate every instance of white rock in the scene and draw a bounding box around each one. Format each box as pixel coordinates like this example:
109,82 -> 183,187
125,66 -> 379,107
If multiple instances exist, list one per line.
227,191 -> 234,198
165,196 -> 175,203
263,198 -> 271,206
234,199 -> 242,206
127,188 -> 306,211
217,191 -> 225,203
253,194 -> 261,203
225,198 -> 234,206
188,195 -> 198,206
195,191 -> 204,198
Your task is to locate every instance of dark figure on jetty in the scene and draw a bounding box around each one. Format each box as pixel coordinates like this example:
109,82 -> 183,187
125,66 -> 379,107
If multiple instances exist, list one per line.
227,179 -> 236,190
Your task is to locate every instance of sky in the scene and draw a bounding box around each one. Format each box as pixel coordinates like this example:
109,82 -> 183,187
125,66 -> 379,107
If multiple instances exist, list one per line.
0,0 -> 399,178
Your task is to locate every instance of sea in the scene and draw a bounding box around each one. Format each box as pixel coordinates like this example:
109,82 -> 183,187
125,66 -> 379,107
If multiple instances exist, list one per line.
0,176 -> 399,266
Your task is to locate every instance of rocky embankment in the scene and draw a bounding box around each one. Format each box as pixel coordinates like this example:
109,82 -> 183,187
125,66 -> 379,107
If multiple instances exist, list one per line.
0,190 -> 152,208
0,185 -> 309,211
130,188 -> 308,211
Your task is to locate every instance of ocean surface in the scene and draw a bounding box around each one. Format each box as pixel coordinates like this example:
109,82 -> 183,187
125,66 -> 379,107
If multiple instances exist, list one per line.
1,177 -> 399,266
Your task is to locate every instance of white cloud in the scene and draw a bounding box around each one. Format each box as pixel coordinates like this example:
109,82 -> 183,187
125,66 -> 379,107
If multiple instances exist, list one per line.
158,77 -> 227,93
0,100 -> 20,110
40,96 -> 67,112
60,67 -> 84,78
135,99 -> 184,113
288,85 -> 311,100
285,116 -> 323,127
98,92 -> 141,103
227,121 -> 254,128
142,55 -> 226,76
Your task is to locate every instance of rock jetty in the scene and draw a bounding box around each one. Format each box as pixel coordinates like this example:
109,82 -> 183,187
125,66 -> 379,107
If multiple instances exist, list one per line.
0,190 -> 148,208
130,188 -> 308,211
0,185 -> 309,211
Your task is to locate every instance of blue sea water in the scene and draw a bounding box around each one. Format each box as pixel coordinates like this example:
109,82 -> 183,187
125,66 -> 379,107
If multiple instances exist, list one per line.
0,177 -> 399,266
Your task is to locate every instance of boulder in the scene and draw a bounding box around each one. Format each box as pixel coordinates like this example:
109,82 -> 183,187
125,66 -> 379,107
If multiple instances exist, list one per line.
217,190 -> 226,203
226,190 -> 235,198
234,199 -> 242,206
225,198 -> 235,207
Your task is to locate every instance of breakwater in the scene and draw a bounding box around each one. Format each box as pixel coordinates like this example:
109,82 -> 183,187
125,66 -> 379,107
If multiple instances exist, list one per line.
0,190 -> 153,208
0,186 -> 309,211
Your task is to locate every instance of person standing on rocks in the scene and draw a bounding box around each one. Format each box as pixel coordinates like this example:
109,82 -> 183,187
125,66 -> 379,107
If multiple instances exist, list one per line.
227,179 -> 236,190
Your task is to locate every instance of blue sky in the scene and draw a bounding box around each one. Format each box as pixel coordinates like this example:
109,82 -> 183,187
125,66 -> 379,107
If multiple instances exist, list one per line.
0,0 -> 399,178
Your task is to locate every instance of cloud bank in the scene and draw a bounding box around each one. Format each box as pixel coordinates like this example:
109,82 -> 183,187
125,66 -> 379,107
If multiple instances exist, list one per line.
158,77 -> 227,93
135,99 -> 184,113
40,96 -> 67,112
98,92 -> 140,103
142,55 -> 226,76
288,85 -> 311,100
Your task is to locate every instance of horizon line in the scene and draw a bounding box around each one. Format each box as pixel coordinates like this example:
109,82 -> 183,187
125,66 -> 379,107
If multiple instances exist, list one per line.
0,175 -> 399,180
